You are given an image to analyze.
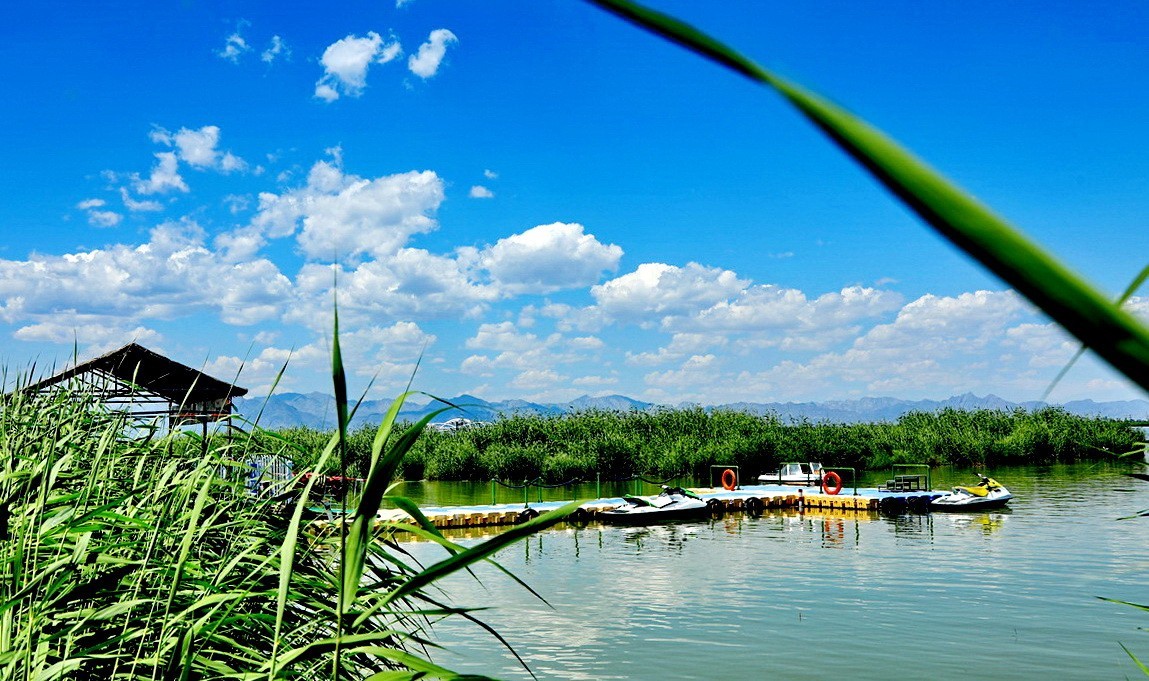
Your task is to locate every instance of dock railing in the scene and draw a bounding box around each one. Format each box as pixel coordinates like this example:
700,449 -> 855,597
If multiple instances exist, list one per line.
490,472 -> 690,508
825,466 -> 859,496
708,465 -> 741,489
888,464 -> 931,492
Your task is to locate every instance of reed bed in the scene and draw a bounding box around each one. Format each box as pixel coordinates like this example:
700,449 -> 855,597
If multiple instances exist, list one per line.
266,407 -> 1141,483
0,377 -> 572,679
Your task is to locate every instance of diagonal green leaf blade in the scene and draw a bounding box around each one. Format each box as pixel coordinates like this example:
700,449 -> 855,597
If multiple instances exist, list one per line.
586,0 -> 1149,394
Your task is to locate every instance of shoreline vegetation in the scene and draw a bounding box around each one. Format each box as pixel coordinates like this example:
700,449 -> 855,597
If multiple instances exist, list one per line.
268,407 -> 1145,483
0,381 -> 572,678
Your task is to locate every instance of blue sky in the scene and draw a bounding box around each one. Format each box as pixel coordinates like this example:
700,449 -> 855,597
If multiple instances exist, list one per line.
3,0 -> 1149,405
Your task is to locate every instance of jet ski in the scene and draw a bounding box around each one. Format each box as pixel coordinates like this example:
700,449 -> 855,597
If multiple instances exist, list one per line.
930,474 -> 1012,511
599,485 -> 712,524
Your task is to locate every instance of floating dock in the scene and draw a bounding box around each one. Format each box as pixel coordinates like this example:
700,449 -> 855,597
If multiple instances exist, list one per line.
355,483 -> 948,532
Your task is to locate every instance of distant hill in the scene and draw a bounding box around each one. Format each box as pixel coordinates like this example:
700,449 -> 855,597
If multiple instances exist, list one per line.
233,391 -> 1149,430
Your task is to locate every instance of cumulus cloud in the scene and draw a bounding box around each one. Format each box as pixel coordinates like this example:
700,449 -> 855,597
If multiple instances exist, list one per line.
726,290 -> 1031,400
285,250 -> 498,332
0,221 -> 292,330
483,169 -> 498,180
75,198 -> 122,228
458,322 -> 596,381
132,152 -> 188,195
476,222 -> 622,295
688,284 -> 903,342
315,32 -> 401,101
151,125 -> 248,173
14,316 -> 160,349
511,368 -> 563,390
250,157 -> 445,260
408,29 -> 457,79
469,185 -> 494,199
1004,323 -> 1076,369
592,262 -> 746,323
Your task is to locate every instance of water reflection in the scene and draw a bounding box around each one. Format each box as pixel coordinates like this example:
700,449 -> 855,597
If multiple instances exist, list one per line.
941,511 -> 1011,536
408,465 -> 1149,680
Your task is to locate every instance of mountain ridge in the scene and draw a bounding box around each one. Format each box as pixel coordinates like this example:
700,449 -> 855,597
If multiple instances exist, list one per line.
233,392 -> 1149,430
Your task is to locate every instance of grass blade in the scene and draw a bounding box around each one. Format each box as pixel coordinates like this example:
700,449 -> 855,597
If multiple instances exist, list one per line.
381,501 -> 582,608
586,0 -> 1149,393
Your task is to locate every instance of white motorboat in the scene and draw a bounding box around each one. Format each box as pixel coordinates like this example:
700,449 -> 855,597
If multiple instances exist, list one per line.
930,474 -> 1012,511
599,486 -> 712,524
757,462 -> 824,485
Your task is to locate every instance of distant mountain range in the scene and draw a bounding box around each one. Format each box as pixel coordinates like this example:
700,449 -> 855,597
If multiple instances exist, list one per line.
232,391 -> 1149,430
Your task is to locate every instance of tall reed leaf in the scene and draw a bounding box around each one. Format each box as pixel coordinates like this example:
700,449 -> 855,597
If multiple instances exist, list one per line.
587,0 -> 1149,393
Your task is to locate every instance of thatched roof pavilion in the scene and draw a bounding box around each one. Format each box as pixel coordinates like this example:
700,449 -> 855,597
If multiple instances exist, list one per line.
23,343 -> 246,426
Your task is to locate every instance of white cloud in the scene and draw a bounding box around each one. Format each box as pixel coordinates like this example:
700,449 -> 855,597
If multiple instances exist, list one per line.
567,336 -> 604,350
286,249 -> 498,332
212,321 -> 436,394
1125,296 -> 1149,322
171,126 -> 221,167
592,262 -> 746,323
626,332 -> 725,367
120,188 -> 163,212
0,221 -> 292,330
458,322 -> 596,380
572,374 -> 618,388
478,222 -> 622,295
315,32 -> 401,101
686,284 -> 903,345
727,290 -> 1031,400
511,368 -> 563,390
87,210 -> 123,228
251,158 -> 445,260
314,83 -> 339,103
1004,323 -> 1077,369
262,35 -> 290,63
483,169 -> 498,180
218,32 -> 251,63
408,29 -> 457,79
132,152 -> 188,195
469,185 -> 494,199
76,198 -> 122,227
152,125 -> 248,173
465,321 -> 540,353
14,316 -> 160,349
644,354 -> 719,390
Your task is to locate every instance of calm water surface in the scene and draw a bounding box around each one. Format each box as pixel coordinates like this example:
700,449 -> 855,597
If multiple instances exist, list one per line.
400,465 -> 1149,680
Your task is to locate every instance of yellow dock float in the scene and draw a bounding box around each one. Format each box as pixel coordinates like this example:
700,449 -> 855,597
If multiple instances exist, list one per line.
306,483 -> 943,535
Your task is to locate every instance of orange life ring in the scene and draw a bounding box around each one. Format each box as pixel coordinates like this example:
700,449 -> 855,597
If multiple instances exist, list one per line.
822,471 -> 843,495
721,468 -> 737,491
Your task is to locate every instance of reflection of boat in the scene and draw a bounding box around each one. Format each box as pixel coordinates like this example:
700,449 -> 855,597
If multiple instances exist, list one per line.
757,462 -> 823,485
947,511 -> 1010,535
930,475 -> 1012,511
599,486 -> 711,525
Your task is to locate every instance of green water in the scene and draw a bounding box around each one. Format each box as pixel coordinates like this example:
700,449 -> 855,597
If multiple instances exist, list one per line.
400,464 -> 1149,679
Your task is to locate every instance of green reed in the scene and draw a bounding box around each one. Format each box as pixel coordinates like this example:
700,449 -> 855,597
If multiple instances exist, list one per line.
0,346 -> 573,679
259,407 -> 1140,484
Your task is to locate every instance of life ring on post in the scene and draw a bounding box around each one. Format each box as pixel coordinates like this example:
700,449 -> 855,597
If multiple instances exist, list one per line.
821,471 -> 843,496
721,468 -> 737,491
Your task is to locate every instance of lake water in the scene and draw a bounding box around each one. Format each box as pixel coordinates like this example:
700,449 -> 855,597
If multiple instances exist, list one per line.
399,464 -> 1149,680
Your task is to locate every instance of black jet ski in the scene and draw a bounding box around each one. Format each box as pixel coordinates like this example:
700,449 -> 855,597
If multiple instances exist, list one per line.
930,474 -> 1012,511
599,485 -> 711,525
